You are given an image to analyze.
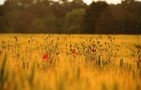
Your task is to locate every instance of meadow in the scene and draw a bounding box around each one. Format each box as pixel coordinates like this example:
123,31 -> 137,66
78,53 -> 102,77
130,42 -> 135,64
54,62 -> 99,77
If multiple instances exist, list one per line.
0,34 -> 141,90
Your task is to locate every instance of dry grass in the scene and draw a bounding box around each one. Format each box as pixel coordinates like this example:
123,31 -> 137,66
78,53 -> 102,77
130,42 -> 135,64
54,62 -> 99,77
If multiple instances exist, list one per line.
0,34 -> 141,90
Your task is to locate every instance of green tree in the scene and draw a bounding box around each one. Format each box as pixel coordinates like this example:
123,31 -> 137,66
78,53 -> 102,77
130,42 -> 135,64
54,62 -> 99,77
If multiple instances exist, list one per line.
4,11 -> 36,33
83,1 -> 108,33
29,18 -> 46,33
42,15 -> 57,33
64,8 -> 85,33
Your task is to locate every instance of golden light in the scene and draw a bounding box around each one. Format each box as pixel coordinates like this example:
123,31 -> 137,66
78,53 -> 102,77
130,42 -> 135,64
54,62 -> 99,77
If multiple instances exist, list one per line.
83,0 -> 121,5
83,0 -> 93,5
105,0 -> 121,4
0,0 -> 5,5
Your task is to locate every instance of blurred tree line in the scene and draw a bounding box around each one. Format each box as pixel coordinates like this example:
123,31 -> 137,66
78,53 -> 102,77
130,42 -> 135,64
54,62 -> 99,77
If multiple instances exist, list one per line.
0,0 -> 141,34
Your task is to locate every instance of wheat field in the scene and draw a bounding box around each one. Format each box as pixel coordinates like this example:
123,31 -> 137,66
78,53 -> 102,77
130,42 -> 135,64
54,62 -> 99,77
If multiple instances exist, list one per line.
0,34 -> 141,90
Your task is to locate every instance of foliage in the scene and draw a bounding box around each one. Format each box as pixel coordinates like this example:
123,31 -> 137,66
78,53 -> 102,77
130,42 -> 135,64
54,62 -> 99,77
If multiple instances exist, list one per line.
64,8 -> 85,33
0,0 -> 141,34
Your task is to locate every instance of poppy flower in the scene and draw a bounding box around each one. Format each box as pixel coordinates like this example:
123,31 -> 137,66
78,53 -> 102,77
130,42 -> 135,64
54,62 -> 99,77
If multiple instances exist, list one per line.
72,49 -> 78,57
42,54 -> 48,60
91,48 -> 96,52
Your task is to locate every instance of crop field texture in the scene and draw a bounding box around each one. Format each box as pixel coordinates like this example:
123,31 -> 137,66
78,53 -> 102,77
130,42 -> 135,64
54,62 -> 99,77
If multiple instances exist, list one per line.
0,34 -> 141,90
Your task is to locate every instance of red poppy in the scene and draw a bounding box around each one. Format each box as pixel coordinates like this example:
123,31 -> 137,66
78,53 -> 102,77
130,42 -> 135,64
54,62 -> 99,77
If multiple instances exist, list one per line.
72,49 -> 76,53
42,54 -> 48,60
72,49 -> 78,57
91,48 -> 96,52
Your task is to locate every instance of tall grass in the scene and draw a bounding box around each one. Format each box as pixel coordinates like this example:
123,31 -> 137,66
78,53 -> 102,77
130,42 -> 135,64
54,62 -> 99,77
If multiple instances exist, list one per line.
0,54 -> 8,90
0,34 -> 140,90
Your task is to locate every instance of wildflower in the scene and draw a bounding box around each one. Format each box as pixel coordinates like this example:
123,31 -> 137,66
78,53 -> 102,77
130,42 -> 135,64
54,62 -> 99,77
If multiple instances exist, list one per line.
72,49 -> 78,57
42,54 -> 48,60
91,48 -> 96,52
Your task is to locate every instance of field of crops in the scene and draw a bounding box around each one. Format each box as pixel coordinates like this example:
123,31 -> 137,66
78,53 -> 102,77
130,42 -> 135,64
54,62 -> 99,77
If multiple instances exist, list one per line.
0,34 -> 141,90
